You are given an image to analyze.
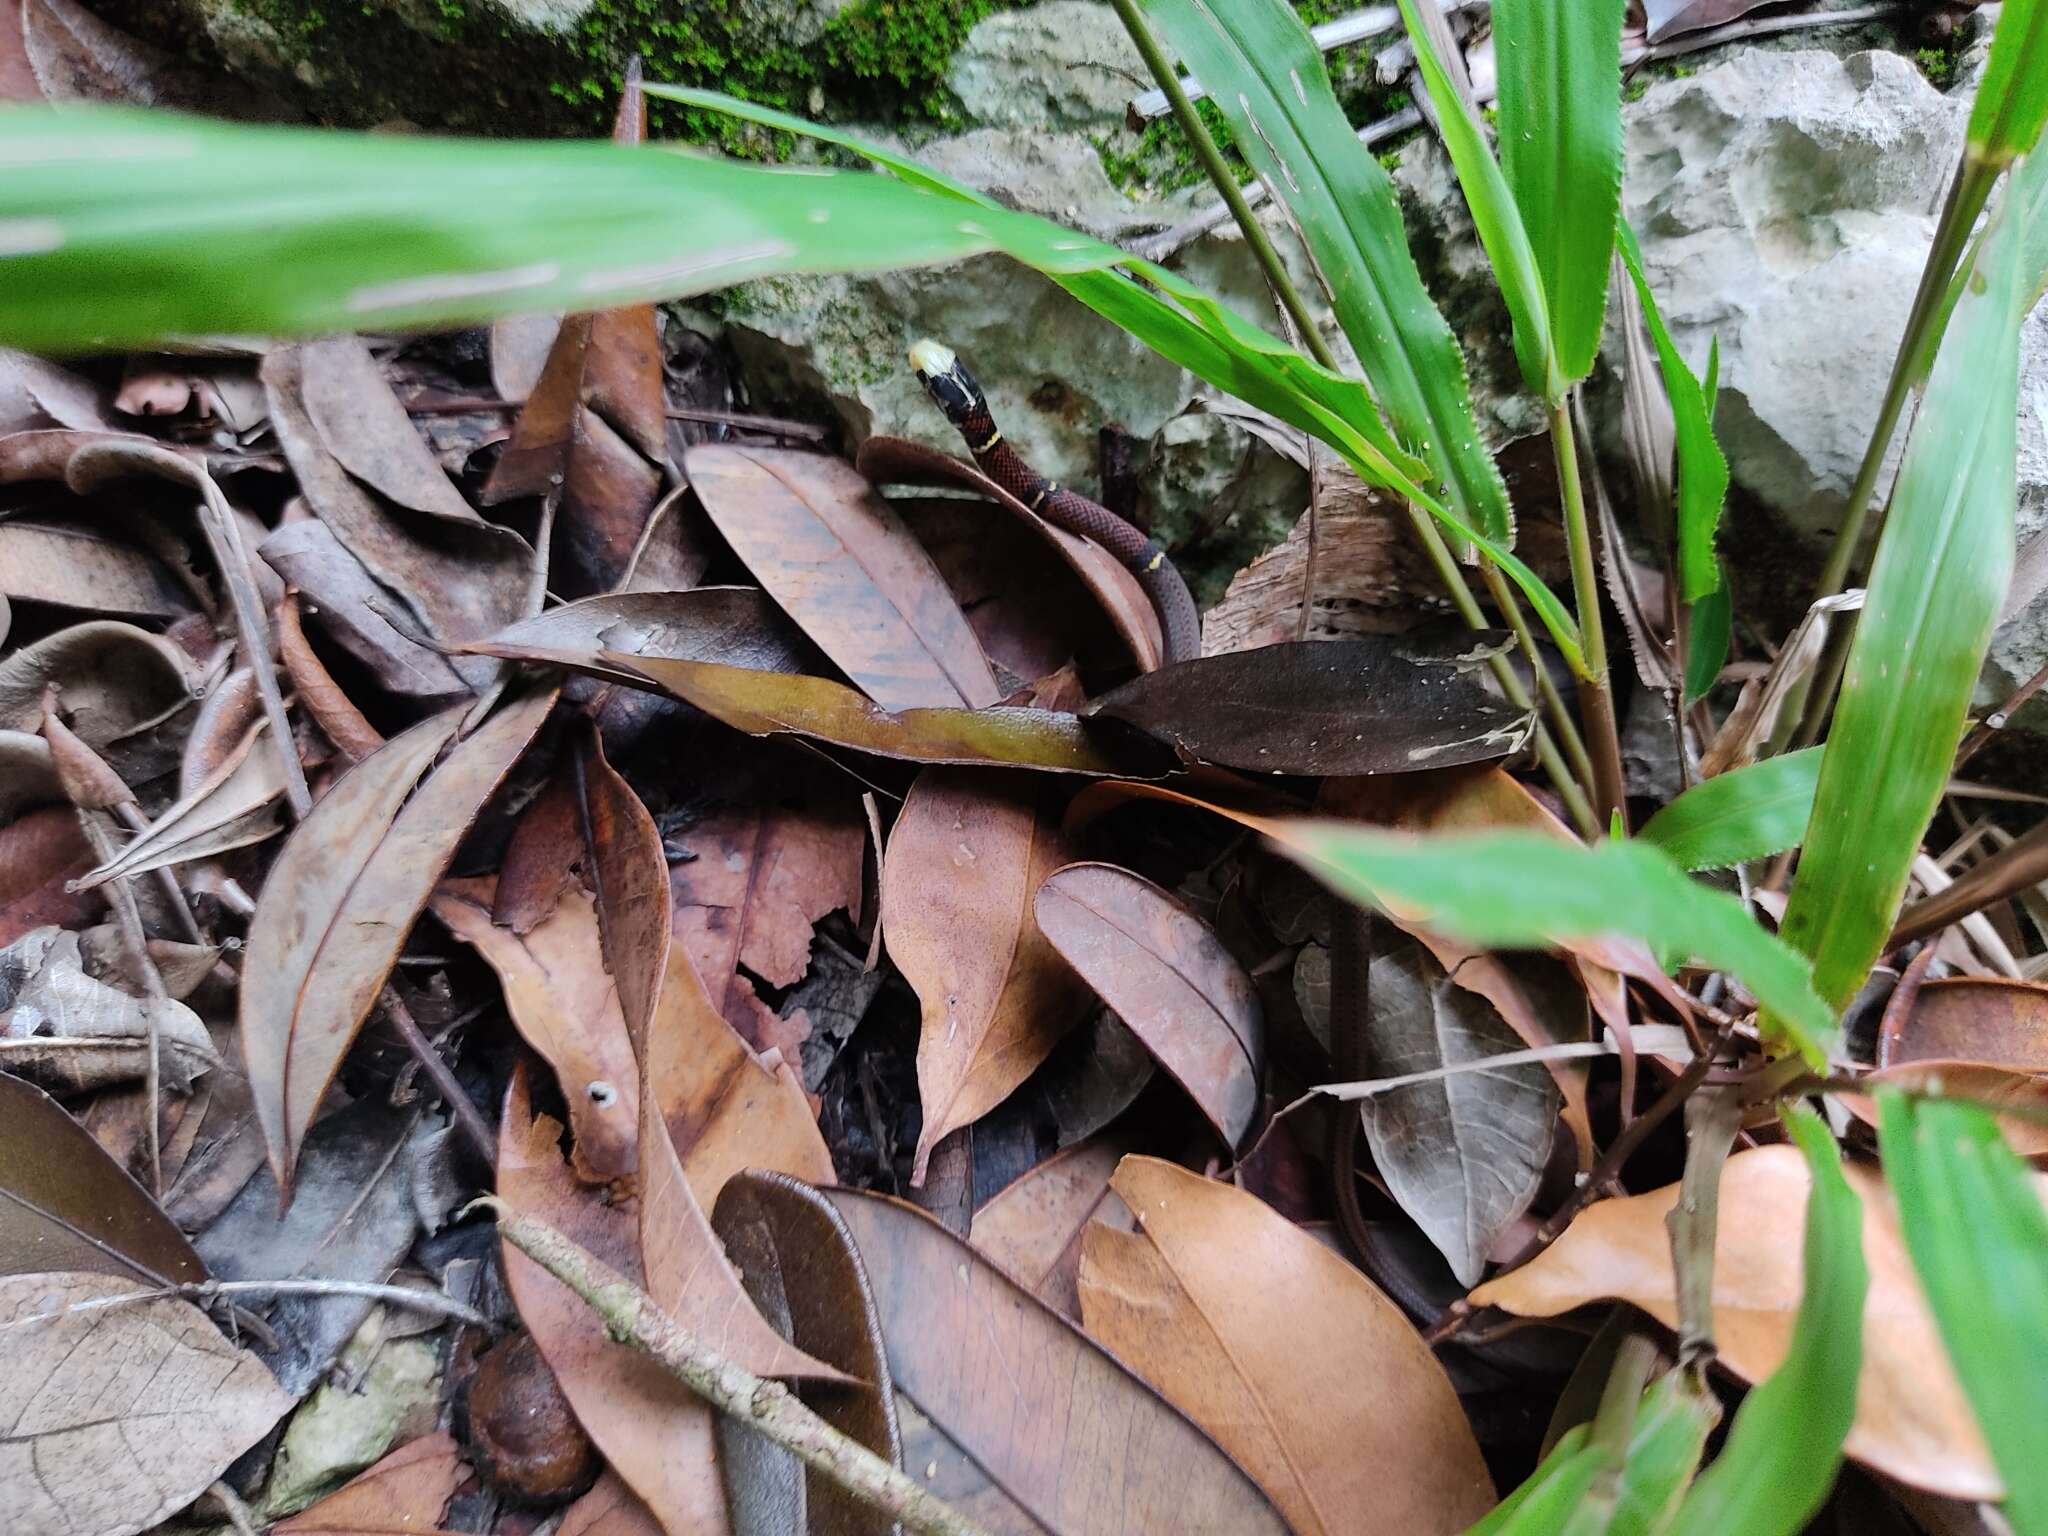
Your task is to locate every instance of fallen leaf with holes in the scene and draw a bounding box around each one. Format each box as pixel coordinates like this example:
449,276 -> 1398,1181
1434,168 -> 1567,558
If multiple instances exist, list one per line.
1080,1157 -> 1495,1536
1470,1144 -> 2037,1499
0,1270 -> 290,1536
433,877 -> 640,1184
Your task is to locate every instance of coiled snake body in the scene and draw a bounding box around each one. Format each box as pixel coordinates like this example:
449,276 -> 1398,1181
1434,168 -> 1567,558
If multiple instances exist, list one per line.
910,339 -> 1202,665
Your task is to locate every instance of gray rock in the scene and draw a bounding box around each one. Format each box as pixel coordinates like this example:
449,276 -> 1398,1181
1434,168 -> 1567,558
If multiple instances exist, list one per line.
487,0 -> 598,32
949,1 -> 1147,132
1140,410 -> 1310,606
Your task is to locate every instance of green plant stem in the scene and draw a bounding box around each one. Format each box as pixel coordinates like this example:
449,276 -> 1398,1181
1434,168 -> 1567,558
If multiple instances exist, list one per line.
1106,0 -> 1600,834
1481,560 -> 1599,800
1109,0 -> 1335,367
1549,398 -> 1627,826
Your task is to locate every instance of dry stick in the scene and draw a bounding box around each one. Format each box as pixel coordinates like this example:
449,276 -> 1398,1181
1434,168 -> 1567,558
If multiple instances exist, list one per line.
1666,1082 -> 1744,1371
205,1481 -> 260,1536
381,985 -> 495,1163
1889,817 -> 2048,948
1956,654 -> 2048,769
1110,0 -> 1598,833
484,1202 -> 996,1536
51,1277 -> 494,1330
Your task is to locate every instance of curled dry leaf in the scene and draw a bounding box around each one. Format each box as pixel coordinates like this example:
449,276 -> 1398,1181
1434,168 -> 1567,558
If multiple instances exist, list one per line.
883,768 -> 1091,1182
1882,976 -> 2048,1071
684,443 -> 999,709
243,691 -> 554,1193
857,434 -> 1164,673
611,654 -> 1172,777
0,924 -> 218,1093
0,517 -> 193,622
825,1185 -> 1293,1535
73,718 -> 285,890
1079,1157 -> 1495,1536
432,876 -> 641,1184
0,1071 -> 204,1283
497,1072 -> 731,1536
1470,1144 -> 2025,1499
969,1130 -> 1139,1319
259,519 -> 469,701
299,336 -> 486,527
1840,1061 -> 2048,1159
711,1170 -> 903,1536
0,1270 -> 290,1536
1358,934 -> 1560,1287
277,589 -> 384,764
276,1429 -> 466,1534
0,620 -> 194,766
1034,862 -> 1263,1149
1084,636 -> 1532,776
577,728 -> 671,1051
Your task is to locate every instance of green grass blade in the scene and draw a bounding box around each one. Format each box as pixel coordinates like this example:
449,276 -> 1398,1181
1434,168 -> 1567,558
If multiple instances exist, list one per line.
1968,0 -> 2048,168
1683,582 -> 1731,705
1493,0 -> 1626,388
1133,0 -> 1515,545
1464,1429 -> 1611,1536
1665,1107 -> 1866,1536
1270,823 -> 1833,1062
1878,1090 -> 2048,1535
1395,0 -> 1554,399
1780,159 -> 2036,1011
1616,221 -> 1730,604
1637,748 -> 1821,872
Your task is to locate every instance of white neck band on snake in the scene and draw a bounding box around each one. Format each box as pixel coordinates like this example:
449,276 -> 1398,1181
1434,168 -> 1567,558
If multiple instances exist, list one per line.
909,338 -> 1202,665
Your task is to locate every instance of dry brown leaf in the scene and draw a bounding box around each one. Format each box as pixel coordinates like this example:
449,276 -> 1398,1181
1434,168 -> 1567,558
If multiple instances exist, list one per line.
1839,1061 -> 2048,1159
969,1131 -> 1138,1319
0,803 -> 95,947
0,519 -> 192,622
0,1270 -> 290,1536
578,728 -> 671,1051
432,876 -> 640,1184
0,924 -> 218,1093
685,444 -> 999,709
498,1072 -> 731,1536
668,782 -> 864,1060
276,1429 -> 467,1534
299,338 -> 487,527
1884,976 -> 2048,1071
882,768 -> 1090,1182
277,589 -> 383,764
1078,1156 -> 1494,1536
493,757 -> 583,934
1469,1144 -> 2031,1499
643,938 -> 832,1209
558,1472 -> 666,1536
243,691 -> 554,1193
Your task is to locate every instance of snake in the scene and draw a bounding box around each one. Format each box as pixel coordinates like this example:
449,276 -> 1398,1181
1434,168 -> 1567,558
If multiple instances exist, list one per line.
909,338 -> 1203,665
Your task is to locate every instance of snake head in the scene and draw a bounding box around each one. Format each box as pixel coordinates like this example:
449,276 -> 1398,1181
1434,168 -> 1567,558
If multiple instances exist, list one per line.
908,337 -> 983,427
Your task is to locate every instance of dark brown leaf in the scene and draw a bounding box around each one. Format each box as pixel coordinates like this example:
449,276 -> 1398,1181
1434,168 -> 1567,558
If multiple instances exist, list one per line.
684,444 -> 999,708
858,435 -> 1164,673
259,519 -> 470,700
0,1071 -> 204,1283
1643,0 -> 1774,42
277,589 -> 383,764
968,1131 -> 1139,1319
824,1185 -> 1292,1535
0,518 -> 192,621
578,727 -> 670,1051
883,769 -> 1090,1181
0,803 -> 96,946
612,654 -> 1169,776
1085,636 -> 1532,775
1034,862 -> 1263,1149
300,337 -> 488,527
242,691 -> 554,1193
0,1271 -> 290,1536
493,757 -> 583,934
0,620 -> 195,779
711,1171 -> 905,1536
1360,935 -> 1561,1287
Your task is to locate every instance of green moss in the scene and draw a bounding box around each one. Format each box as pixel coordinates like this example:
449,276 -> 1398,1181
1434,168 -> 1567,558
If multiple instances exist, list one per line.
1914,39 -> 1966,91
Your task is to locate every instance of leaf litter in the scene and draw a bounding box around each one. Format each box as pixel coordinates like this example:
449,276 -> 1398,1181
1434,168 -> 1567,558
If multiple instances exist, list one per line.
3,50 -> 2042,1536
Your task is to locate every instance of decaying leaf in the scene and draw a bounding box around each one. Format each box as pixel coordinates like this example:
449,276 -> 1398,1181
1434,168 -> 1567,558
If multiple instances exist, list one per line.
684,443 -> 1000,709
969,1130 -> 1138,1318
0,803 -> 96,945
825,1185 -> 1293,1534
243,692 -> 553,1193
1079,1157 -> 1495,1536
466,588 -> 821,684
73,717 -> 284,890
0,923 -> 217,1092
0,518 -> 192,622
1883,976 -> 2048,1071
276,1429 -> 467,1534
1034,862 -> 1263,1149
0,1270 -> 290,1536
0,620 -> 195,773
577,726 -> 671,1051
1359,934 -> 1560,1287
1471,1144 -> 2015,1499
432,876 -> 640,1184
0,1071 -> 204,1283
883,768 -> 1090,1182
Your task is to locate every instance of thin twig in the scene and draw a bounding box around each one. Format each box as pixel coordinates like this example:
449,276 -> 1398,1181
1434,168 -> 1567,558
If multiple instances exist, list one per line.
1956,655 -> 2048,769
484,1201 -> 996,1536
1549,397 -> 1627,826
205,1481 -> 260,1536
1891,823 -> 2048,949
382,986 -> 494,1162
1667,1083 -> 1743,1370
40,1278 -> 493,1330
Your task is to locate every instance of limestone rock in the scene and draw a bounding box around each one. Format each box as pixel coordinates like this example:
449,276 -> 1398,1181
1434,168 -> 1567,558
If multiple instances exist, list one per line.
949,1 -> 1147,131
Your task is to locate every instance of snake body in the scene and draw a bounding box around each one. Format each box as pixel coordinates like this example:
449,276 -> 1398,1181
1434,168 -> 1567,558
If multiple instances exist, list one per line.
910,339 -> 1202,665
